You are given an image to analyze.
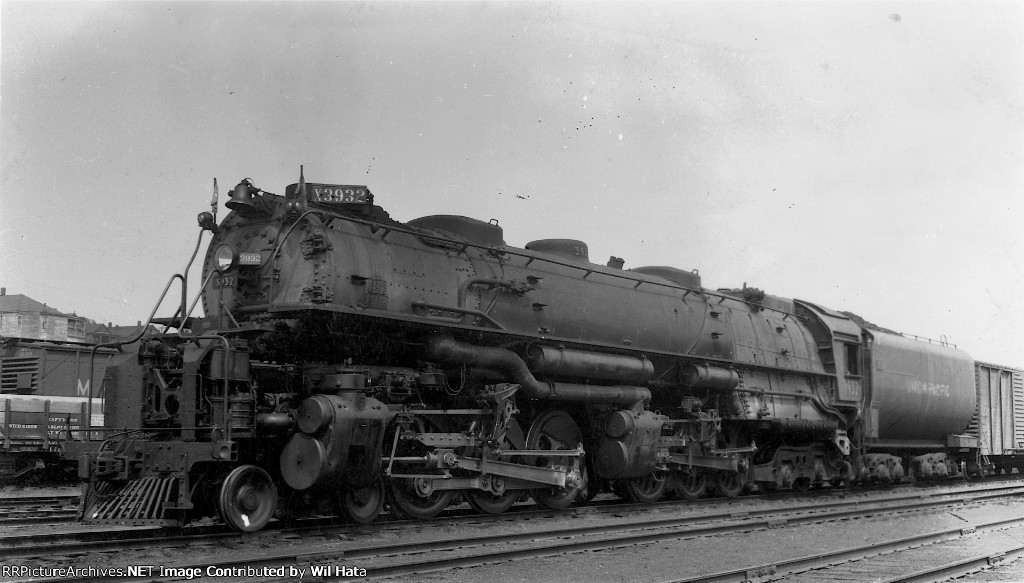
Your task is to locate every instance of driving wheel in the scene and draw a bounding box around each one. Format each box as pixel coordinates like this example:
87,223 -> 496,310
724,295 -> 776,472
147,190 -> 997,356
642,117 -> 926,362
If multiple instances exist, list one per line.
466,419 -> 524,514
714,471 -> 745,498
388,477 -> 455,520
623,472 -> 667,503
672,469 -> 707,501
466,478 -> 518,514
526,410 -> 583,510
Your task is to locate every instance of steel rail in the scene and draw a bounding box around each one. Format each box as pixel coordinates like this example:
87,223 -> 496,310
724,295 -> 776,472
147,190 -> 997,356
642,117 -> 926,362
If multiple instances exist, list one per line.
666,515 -> 1024,583
875,544 -> 1024,583
0,509 -> 76,526
0,495 -> 79,509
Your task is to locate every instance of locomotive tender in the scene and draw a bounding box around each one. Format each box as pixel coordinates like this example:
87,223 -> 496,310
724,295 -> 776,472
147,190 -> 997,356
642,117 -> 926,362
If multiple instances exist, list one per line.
76,172 -> 985,531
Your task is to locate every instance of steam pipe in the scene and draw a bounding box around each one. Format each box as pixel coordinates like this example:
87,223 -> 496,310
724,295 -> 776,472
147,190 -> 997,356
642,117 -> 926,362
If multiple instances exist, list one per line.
526,344 -> 654,385
424,336 -> 651,406
679,362 -> 740,391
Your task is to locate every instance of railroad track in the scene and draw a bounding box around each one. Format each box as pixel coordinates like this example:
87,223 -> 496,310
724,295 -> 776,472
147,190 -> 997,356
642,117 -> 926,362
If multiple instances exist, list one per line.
3,479 -> 1014,558
0,510 -> 77,526
669,517 -> 1024,583
7,481 -> 1024,583
0,495 -> 79,526
0,494 -> 79,510
322,485 -> 1024,582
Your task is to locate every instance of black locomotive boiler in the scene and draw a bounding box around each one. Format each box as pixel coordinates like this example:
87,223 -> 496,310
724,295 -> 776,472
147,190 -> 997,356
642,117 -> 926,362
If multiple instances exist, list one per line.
74,173 -> 982,531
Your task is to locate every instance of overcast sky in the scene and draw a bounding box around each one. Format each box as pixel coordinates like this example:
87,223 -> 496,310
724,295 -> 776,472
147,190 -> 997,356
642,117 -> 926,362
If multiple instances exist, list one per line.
2,1 -> 1022,365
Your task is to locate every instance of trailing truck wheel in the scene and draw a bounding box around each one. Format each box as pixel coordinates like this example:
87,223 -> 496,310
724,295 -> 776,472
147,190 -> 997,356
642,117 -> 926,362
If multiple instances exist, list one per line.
526,410 -> 584,510
218,465 -> 277,532
624,472 -> 667,503
344,479 -> 385,524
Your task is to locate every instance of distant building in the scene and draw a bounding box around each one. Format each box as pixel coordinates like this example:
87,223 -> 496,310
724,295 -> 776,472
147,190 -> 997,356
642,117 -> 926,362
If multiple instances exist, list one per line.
0,288 -> 159,345
84,321 -> 159,345
0,288 -> 87,342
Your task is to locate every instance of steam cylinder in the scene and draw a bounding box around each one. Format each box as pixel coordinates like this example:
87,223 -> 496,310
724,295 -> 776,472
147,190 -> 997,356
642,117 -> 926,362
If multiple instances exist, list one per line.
279,392 -> 390,490
594,410 -> 666,479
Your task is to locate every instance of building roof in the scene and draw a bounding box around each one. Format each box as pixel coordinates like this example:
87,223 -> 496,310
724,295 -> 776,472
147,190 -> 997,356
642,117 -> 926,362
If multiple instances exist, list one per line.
85,321 -> 159,337
0,293 -> 79,318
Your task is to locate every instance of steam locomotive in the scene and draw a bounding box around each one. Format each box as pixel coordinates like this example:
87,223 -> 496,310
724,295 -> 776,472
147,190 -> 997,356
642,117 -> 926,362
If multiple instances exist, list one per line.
73,172 -> 993,532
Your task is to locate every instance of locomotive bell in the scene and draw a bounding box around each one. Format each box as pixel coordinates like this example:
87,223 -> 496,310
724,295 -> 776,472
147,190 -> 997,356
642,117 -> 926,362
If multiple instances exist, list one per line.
226,180 -> 260,218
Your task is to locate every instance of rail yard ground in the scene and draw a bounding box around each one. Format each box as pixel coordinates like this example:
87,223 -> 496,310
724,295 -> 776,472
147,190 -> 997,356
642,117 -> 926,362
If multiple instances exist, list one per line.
7,480 -> 1024,583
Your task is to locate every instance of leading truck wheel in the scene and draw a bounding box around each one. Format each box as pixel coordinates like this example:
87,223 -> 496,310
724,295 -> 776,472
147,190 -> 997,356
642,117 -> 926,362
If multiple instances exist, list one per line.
345,479 -> 385,524
526,410 -> 584,510
218,465 -> 278,532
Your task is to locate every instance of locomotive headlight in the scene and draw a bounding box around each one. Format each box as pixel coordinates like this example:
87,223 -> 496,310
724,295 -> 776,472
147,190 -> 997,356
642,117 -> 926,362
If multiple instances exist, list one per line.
214,244 -> 237,271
